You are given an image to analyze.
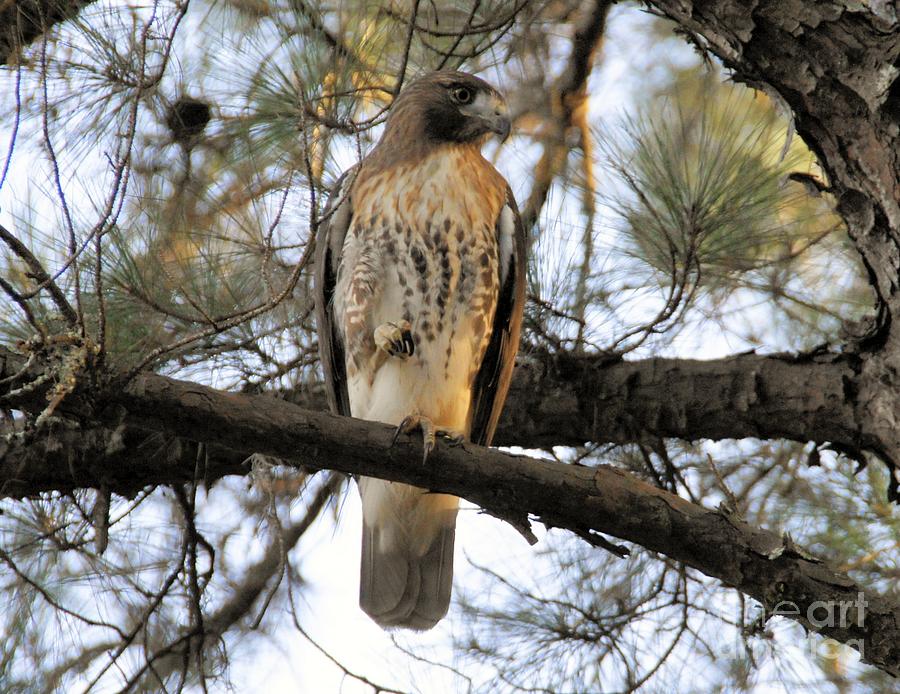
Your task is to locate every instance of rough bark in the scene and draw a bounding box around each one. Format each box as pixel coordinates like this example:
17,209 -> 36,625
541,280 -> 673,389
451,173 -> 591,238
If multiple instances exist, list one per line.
501,349 -> 863,448
1,345 -> 883,496
2,361 -> 898,676
0,0 -> 98,65
640,0 -> 900,495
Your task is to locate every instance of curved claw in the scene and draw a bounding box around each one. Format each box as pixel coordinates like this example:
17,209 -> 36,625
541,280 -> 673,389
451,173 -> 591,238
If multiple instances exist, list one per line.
374,320 -> 414,359
391,415 -> 466,463
391,414 -> 437,463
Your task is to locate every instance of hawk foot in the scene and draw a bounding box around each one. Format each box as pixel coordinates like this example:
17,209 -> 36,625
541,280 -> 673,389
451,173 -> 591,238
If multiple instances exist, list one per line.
391,414 -> 465,464
374,320 -> 414,359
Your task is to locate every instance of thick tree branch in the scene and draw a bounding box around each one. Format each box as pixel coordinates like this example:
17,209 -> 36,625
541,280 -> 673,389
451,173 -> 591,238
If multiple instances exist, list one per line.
5,345 -> 898,498
282,351 -> 857,449
500,350 -> 861,447
633,2 -> 900,506
1,360 -> 897,676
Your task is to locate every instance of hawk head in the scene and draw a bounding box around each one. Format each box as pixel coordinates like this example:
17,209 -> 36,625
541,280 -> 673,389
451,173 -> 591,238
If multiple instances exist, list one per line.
382,71 -> 511,147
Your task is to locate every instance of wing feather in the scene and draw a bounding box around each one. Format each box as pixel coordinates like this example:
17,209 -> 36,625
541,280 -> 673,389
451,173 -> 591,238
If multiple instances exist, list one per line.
468,186 -> 527,447
314,169 -> 355,417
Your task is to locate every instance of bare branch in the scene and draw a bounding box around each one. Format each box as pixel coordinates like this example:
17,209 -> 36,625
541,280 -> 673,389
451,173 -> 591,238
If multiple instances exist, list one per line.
0,221 -> 78,326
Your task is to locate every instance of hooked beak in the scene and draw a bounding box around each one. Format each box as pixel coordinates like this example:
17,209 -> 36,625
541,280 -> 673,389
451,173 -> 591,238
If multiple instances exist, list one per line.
489,112 -> 511,142
468,91 -> 511,143
486,96 -> 511,142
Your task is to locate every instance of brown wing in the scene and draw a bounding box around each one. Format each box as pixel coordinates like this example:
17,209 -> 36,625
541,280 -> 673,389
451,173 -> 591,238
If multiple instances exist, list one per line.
314,169 -> 355,417
468,186 -> 527,447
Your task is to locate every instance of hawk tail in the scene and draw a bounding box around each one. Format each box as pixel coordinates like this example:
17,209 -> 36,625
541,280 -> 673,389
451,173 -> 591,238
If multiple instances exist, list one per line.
358,479 -> 457,630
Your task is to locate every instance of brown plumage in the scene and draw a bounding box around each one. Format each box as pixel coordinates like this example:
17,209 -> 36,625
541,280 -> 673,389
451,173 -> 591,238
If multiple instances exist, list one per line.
315,71 -> 526,629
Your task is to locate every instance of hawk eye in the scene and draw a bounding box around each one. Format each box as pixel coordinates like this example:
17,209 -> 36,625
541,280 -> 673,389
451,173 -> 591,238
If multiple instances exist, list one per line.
451,86 -> 474,105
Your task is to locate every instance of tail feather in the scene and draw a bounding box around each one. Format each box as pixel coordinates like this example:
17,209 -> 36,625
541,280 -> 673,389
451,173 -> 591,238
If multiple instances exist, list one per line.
358,479 -> 457,630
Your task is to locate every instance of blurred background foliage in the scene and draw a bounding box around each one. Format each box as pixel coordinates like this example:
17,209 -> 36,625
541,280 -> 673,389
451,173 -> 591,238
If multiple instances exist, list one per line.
0,0 -> 893,692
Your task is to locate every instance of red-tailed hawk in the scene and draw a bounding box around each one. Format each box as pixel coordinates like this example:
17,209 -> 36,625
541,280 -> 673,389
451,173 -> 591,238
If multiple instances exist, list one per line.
315,71 -> 526,629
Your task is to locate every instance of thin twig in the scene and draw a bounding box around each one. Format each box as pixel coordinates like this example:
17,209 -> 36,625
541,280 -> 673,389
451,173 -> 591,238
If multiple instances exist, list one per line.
0,59 -> 22,191
392,0 -> 422,98
39,25 -> 83,329
0,547 -> 127,637
0,221 -> 78,325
